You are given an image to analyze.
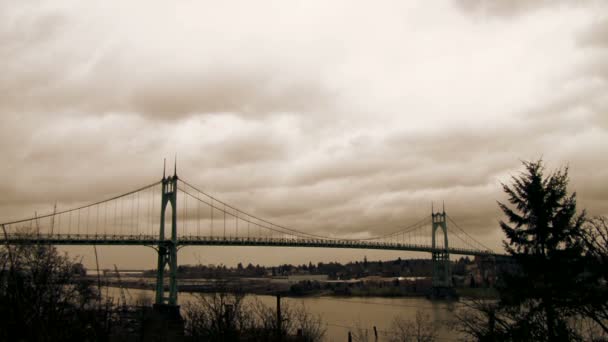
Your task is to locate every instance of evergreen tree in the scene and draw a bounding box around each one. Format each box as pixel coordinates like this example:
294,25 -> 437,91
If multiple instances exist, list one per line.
497,160 -> 586,340
456,160 -> 601,341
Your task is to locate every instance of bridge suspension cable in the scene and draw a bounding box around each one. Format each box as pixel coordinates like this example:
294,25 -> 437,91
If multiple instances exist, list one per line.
178,178 -> 431,242
178,184 -> 345,240
1,180 -> 163,239
446,215 -> 494,252
0,181 -> 161,226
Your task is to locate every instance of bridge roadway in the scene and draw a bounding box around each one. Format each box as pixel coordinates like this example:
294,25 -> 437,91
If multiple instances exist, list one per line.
2,234 -> 500,257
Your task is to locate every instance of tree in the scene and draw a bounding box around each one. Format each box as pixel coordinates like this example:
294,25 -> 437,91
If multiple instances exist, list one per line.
183,286 -> 326,341
183,288 -> 251,341
497,160 -> 588,340
0,238 -> 113,341
457,160 -> 605,341
575,216 -> 608,334
292,303 -> 326,342
349,322 -> 373,342
249,299 -> 325,342
388,311 -> 437,342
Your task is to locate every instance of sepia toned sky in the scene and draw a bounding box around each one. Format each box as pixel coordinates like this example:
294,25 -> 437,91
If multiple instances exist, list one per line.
1,1 -> 607,269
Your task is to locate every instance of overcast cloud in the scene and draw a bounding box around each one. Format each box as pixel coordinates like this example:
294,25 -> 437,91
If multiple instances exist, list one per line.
1,0 -> 607,268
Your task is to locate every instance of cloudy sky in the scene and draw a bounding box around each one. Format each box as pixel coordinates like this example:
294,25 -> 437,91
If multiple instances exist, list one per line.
1,0 -> 607,268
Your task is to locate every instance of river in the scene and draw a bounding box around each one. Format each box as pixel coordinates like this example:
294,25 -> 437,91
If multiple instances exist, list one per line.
107,287 -> 463,341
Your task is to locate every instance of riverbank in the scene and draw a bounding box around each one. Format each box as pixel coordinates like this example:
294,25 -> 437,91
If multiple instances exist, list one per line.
96,275 -> 498,299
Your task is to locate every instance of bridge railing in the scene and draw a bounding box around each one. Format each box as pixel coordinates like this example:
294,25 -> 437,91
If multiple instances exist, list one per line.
0,233 -> 497,256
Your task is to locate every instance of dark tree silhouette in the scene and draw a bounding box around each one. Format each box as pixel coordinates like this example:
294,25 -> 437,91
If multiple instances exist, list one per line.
0,240 -> 114,341
497,160 -> 587,340
456,160 -> 608,341
182,283 -> 325,341
575,216 -> 608,334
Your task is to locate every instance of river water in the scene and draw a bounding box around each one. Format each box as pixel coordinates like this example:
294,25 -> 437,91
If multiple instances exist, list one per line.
108,287 -> 462,341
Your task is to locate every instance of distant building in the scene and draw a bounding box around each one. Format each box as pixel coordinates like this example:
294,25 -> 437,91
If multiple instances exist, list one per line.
465,256 -> 496,287
287,274 -> 328,283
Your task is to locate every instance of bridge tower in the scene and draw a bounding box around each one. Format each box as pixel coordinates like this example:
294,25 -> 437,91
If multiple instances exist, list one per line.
431,209 -> 452,290
144,164 -> 184,342
155,168 -> 179,306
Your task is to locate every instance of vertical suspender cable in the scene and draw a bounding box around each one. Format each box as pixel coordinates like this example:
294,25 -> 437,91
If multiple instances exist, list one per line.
150,184 -> 153,235
104,202 -> 107,237
136,191 -> 139,236
56,213 -> 61,237
223,204 -> 226,238
96,204 -> 99,237
114,199 -> 118,236
197,190 -> 200,237
77,208 -> 80,236
119,197 -> 123,235
148,186 -> 152,237
183,188 -> 187,237
210,198 -> 213,237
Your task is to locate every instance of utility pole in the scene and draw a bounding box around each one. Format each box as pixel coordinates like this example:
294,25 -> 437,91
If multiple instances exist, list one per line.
276,294 -> 282,340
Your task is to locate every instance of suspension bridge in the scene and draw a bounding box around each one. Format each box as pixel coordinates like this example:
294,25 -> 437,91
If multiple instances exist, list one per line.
0,167 -> 501,307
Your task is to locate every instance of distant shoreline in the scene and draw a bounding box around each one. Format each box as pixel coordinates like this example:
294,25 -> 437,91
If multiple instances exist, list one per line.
94,275 -> 498,299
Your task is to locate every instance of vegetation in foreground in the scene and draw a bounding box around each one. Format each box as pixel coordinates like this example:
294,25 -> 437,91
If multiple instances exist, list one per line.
456,160 -> 608,341
0,242 -> 115,341
183,290 -> 326,341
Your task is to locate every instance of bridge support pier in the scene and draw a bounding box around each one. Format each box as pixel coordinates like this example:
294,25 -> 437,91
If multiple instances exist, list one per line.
143,304 -> 184,342
430,210 -> 455,299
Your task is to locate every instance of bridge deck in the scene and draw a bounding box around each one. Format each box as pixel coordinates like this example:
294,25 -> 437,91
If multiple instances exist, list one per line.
1,234 -> 500,257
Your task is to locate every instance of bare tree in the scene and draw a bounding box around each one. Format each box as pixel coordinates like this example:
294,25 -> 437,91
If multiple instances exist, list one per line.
454,299 -> 532,342
183,290 -> 251,341
389,311 -> 437,342
183,290 -> 326,341
350,322 -> 373,342
250,298 -> 294,340
250,299 -> 326,342
0,230 -> 114,340
577,216 -> 608,334
293,303 -> 326,342
134,291 -> 153,307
